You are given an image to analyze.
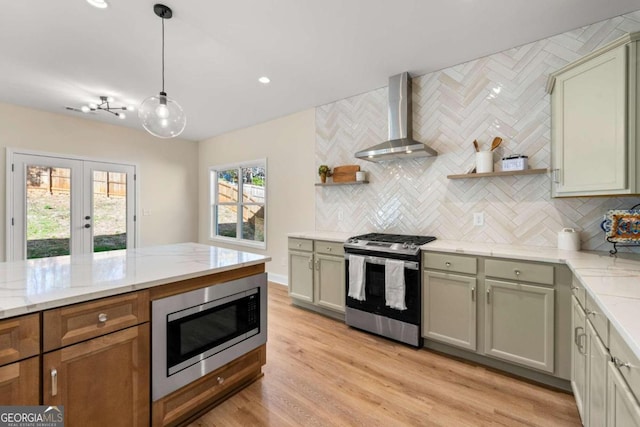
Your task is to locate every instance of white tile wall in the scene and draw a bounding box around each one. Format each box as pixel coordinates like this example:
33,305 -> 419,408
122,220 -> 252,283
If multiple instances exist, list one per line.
315,11 -> 640,251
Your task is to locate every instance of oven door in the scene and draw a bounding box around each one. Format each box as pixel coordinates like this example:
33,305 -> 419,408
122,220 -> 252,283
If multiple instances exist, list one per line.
345,252 -> 421,325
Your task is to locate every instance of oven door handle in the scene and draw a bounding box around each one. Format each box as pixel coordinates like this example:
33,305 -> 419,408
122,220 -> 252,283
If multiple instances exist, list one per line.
345,254 -> 419,270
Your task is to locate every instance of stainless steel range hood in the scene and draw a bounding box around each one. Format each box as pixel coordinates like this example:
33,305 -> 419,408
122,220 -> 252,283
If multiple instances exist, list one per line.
355,72 -> 437,162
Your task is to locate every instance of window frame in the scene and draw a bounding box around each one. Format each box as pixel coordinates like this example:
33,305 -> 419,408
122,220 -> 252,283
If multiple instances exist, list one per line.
209,159 -> 267,249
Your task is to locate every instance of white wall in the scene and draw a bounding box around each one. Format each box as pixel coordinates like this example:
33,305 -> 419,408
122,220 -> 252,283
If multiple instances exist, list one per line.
0,102 -> 199,261
198,109 -> 316,283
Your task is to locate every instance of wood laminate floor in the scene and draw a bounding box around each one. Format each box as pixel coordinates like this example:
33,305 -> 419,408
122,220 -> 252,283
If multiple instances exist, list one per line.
189,283 -> 581,426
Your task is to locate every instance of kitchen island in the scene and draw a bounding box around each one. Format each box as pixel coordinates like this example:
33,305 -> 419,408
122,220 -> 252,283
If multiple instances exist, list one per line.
0,242 -> 271,427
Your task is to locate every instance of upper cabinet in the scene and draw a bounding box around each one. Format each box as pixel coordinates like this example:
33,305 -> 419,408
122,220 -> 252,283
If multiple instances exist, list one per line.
547,32 -> 640,197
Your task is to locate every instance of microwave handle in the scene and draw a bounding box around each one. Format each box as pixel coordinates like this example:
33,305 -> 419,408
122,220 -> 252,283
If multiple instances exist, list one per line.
344,254 -> 419,270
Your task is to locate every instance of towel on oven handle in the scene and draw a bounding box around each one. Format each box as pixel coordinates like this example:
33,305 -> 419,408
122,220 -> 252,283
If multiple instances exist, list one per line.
385,259 -> 407,311
348,255 -> 366,301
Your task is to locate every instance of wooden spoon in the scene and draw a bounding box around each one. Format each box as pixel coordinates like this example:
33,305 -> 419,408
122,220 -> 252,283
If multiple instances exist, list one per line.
490,137 -> 503,151
473,139 -> 479,152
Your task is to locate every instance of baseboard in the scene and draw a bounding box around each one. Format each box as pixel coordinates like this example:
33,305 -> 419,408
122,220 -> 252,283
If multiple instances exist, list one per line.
267,272 -> 287,286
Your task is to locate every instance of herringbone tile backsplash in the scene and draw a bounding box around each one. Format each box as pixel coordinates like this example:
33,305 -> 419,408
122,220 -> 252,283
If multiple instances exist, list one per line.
316,10 -> 640,251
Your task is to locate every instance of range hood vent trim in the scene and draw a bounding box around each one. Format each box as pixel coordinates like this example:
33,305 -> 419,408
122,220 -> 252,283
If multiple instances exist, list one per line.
355,72 -> 437,162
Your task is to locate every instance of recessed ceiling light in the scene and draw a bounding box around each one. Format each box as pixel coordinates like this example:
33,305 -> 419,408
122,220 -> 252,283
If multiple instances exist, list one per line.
258,76 -> 271,84
87,0 -> 108,9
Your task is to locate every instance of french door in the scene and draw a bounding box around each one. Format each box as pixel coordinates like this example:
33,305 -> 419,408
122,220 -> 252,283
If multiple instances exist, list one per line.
8,152 -> 136,260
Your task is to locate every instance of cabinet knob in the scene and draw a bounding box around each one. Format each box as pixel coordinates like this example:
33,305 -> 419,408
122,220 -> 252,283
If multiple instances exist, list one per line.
445,262 -> 451,267
327,247 -> 332,251
514,269 -> 521,276
98,313 -> 108,323
217,376 -> 225,384
297,243 -> 301,247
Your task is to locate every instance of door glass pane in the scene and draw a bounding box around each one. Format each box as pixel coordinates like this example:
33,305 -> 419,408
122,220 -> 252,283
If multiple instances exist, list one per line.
216,205 -> 237,238
26,166 -> 71,259
242,205 -> 264,242
217,170 -> 238,203
92,170 -> 127,252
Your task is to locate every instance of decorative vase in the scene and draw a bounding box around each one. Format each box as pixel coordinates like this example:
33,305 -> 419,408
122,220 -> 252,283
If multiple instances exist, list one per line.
320,173 -> 327,183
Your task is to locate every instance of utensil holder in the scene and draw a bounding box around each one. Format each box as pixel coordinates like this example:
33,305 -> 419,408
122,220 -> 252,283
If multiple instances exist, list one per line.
476,151 -> 493,173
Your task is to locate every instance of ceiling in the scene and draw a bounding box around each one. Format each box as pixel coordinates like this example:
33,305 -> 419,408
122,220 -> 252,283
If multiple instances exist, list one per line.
2,1 -> 639,142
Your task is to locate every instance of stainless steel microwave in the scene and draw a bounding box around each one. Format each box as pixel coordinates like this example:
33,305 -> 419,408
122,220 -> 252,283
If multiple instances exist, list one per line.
151,273 -> 267,400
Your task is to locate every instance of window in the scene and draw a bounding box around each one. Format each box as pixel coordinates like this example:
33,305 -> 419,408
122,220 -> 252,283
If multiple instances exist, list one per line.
210,160 -> 266,248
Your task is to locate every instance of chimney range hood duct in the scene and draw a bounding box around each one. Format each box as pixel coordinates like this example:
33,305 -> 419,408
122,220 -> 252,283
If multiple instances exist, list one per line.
355,72 -> 437,162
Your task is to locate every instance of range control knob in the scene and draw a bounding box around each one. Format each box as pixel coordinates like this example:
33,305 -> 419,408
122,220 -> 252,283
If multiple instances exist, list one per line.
402,242 -> 409,249
410,243 -> 417,250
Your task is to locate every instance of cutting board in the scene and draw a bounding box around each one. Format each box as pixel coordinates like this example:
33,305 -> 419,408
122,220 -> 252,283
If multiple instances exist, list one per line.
332,165 -> 360,183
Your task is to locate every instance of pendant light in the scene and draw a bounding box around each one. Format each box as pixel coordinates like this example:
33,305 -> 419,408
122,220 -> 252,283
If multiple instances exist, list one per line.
139,4 -> 186,138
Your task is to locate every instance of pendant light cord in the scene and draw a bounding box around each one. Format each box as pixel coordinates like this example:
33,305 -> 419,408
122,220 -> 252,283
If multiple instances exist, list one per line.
161,16 -> 165,93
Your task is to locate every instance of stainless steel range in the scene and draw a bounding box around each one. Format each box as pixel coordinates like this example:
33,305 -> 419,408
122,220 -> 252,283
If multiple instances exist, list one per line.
344,233 -> 436,347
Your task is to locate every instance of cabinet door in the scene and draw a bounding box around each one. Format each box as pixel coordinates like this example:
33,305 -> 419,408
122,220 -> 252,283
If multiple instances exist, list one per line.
43,324 -> 150,427
551,44 -> 628,197
607,362 -> 640,426
572,296 -> 588,424
288,250 -> 314,302
588,321 -> 608,427
315,254 -> 345,312
0,356 -> 39,405
484,279 -> 554,373
423,270 -> 476,351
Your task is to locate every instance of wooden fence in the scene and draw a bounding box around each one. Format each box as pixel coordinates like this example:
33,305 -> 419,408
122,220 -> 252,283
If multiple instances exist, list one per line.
27,167 -> 126,197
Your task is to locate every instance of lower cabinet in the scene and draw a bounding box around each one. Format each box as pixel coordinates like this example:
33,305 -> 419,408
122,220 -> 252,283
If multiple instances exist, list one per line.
423,270 -> 477,351
288,238 -> 345,315
607,362 -> 640,426
571,295 -> 587,423
0,356 -> 39,405
484,279 -> 555,373
422,252 -> 556,378
43,324 -> 150,427
587,321 -> 609,426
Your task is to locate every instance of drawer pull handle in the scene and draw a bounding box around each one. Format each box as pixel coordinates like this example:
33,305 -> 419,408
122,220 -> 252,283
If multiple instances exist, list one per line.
327,247 -> 332,251
471,287 -> 475,301
98,313 -> 108,323
297,243 -> 302,247
51,368 -> 58,396
486,289 -> 491,304
514,269 -> 521,276
217,376 -> 225,384
588,310 -> 597,317
308,257 -> 313,270
570,286 -> 579,291
315,259 -> 320,270
613,357 -> 631,369
445,262 -> 451,267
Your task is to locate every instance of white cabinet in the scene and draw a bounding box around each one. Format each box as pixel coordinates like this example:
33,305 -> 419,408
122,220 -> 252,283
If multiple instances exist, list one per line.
484,279 -> 555,373
288,238 -> 345,315
423,270 -> 477,351
572,295 -> 588,423
607,362 -> 640,426
548,32 -> 640,197
288,239 -> 314,302
588,321 -> 609,427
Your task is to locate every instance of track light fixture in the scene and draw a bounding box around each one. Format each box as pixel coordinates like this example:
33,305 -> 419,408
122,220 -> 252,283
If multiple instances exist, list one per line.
81,96 -> 134,120
139,4 -> 186,138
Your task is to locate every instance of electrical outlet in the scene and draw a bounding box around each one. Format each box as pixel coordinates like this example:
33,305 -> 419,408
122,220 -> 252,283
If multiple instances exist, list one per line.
473,212 -> 484,226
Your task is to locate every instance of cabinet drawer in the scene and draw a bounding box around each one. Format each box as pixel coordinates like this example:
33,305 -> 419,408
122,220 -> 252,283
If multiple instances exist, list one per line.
586,293 -> 609,347
315,240 -> 344,256
0,313 -> 40,366
485,259 -> 554,285
610,327 -> 640,401
43,290 -> 149,352
152,344 -> 266,426
571,277 -> 586,309
288,238 -> 313,252
423,253 -> 477,275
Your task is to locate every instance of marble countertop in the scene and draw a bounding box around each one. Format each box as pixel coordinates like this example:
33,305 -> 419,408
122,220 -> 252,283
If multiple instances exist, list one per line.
288,231 -> 353,242
422,239 -> 640,361
0,242 -> 271,319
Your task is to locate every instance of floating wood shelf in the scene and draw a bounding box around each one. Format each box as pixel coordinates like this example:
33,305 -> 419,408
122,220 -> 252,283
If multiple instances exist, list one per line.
447,168 -> 549,180
315,181 -> 369,186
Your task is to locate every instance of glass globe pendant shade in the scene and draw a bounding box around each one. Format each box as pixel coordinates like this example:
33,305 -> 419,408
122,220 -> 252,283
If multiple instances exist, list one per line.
138,91 -> 186,138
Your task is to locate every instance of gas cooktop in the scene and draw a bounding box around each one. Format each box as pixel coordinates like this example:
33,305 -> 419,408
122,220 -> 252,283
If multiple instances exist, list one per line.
344,233 -> 436,256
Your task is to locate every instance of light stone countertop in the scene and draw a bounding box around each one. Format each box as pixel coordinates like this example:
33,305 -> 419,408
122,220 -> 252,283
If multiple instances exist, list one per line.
0,242 -> 270,319
422,239 -> 640,361
288,231 -> 353,242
